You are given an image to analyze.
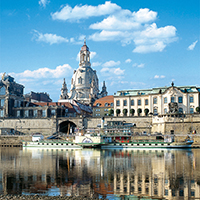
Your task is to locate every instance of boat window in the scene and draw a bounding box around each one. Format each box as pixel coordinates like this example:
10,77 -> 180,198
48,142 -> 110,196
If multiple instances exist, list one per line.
52,143 -> 53,145
143,144 -> 145,146
149,144 -> 151,146
114,144 -> 116,145
137,144 -> 139,146
155,144 -> 157,145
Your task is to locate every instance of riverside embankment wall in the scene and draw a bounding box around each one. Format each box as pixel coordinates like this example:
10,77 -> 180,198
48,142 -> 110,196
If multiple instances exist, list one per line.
0,114 -> 200,136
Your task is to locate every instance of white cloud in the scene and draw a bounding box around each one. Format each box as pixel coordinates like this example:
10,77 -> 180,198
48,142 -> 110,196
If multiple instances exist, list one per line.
102,60 -> 120,67
132,63 -> 145,68
92,62 -> 102,67
39,0 -> 50,8
154,75 -> 165,79
133,41 -> 166,53
188,40 -> 198,50
90,8 -> 156,31
14,64 -> 73,79
33,30 -> 68,45
90,52 -> 96,59
100,67 -> 124,75
125,59 -> 132,63
51,1 -> 121,21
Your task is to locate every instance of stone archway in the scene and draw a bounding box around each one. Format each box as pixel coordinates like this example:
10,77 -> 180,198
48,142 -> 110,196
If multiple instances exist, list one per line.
59,120 -> 77,135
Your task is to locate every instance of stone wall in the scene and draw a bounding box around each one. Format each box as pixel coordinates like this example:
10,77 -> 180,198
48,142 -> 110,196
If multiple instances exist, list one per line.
0,114 -> 200,136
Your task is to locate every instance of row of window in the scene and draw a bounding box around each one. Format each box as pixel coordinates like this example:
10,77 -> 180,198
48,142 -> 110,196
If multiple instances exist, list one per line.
96,103 -> 113,107
116,96 -> 194,107
96,109 -> 109,112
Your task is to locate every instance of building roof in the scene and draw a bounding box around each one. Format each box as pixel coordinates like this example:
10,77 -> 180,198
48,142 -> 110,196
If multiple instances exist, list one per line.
33,102 -> 76,113
114,85 -> 200,97
93,95 -> 114,107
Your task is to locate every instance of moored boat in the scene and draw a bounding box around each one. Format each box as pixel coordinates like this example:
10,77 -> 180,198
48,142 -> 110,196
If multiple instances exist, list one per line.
22,140 -> 82,149
101,135 -> 193,149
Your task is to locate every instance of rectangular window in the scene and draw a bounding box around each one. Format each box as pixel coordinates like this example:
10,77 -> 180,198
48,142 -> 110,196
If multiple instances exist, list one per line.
178,96 -> 183,103
164,108 -> 167,114
145,99 -> 148,105
138,99 -> 141,106
153,97 -> 157,104
116,100 -> 120,106
0,99 -> 5,107
131,100 -> 134,106
0,110 -> 4,117
51,109 -> 56,116
33,110 -> 37,117
42,110 -> 46,117
17,110 -> 20,117
123,100 -> 127,106
190,96 -> 194,103
164,97 -> 167,104
190,108 -> 194,114
24,110 -> 29,117
171,97 -> 175,103
96,109 -> 100,112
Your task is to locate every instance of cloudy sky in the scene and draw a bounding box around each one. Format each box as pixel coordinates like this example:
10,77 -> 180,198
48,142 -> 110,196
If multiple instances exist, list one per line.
1,0 -> 199,101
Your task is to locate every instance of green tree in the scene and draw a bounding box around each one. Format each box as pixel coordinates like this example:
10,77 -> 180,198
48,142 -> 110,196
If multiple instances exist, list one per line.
196,107 -> 200,113
116,109 -> 121,117
108,109 -> 114,116
123,108 -> 128,116
137,108 -> 142,116
144,108 -> 149,116
130,109 -> 135,116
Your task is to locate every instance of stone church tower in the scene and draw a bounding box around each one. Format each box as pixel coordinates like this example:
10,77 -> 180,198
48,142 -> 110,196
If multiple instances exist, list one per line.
59,41 -> 107,105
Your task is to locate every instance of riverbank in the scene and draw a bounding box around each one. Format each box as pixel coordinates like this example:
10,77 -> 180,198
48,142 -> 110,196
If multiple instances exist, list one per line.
0,195 -> 104,200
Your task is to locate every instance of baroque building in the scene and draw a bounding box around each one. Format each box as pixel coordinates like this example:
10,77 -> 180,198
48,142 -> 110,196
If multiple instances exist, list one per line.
59,41 -> 107,105
114,82 -> 200,117
0,73 -> 24,118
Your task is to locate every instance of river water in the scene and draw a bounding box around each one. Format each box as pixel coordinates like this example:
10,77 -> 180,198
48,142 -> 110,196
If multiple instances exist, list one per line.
0,148 -> 200,199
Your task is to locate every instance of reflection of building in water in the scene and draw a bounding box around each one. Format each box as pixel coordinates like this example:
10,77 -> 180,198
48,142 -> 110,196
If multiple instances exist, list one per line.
0,149 -> 103,197
0,148 -> 200,199
102,149 -> 200,199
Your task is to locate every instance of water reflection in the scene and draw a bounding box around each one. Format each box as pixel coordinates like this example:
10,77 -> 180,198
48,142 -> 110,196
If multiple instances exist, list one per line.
0,148 -> 200,199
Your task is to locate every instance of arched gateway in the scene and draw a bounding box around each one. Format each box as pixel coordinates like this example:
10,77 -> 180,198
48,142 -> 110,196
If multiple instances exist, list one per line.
59,120 -> 76,134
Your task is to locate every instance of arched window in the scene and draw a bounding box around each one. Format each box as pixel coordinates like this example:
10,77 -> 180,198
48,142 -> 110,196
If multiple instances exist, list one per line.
153,108 -> 158,114
179,108 -> 183,113
0,87 -> 6,95
190,107 -> 194,114
131,99 -> 134,106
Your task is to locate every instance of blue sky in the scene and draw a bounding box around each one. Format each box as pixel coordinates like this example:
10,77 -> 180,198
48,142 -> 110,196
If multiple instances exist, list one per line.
1,0 -> 199,101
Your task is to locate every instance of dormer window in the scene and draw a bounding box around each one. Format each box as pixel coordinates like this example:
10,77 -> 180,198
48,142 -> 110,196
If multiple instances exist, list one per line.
105,103 -> 108,107
96,103 -> 100,107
